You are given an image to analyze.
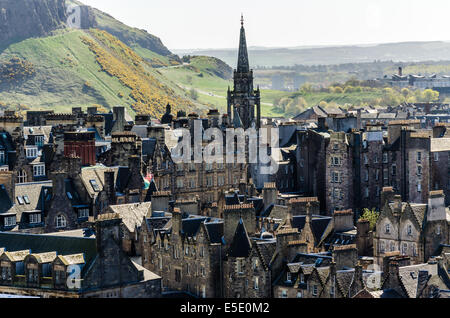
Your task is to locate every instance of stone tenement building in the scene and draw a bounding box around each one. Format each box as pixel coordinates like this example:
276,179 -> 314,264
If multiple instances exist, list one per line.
141,208 -> 224,298
297,118 -> 450,216
374,188 -> 450,267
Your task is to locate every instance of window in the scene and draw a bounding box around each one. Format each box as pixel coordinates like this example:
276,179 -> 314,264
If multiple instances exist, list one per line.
237,259 -> 244,274
1,265 -> 11,281
27,267 -> 38,283
434,153 -> 439,162
55,215 -> 67,229
402,243 -> 408,255
364,187 -> 369,198
312,285 -> 318,296
34,135 -> 44,147
176,178 -> 184,189
380,241 -> 385,254
417,152 -> 422,163
207,176 -> 213,187
392,165 -> 397,176
218,175 -> 225,186
407,225 -> 412,236
17,170 -> 27,184
332,171 -> 340,183
78,209 -> 89,219
390,242 -> 396,252
189,178 -> 196,188
23,195 -> 30,205
412,244 -> 417,257
281,290 -> 288,298
300,274 -> 305,283
332,157 -> 341,166
364,154 -> 368,165
252,258 -> 258,270
55,269 -> 65,285
26,147 -> 38,159
375,169 -> 380,181
383,153 -> 388,163
417,181 -> 422,193
297,292 -> 302,298
0,151 -> 4,165
4,216 -> 16,227
253,277 -> 259,290
33,164 -> 45,177
17,196 -> 25,205
364,170 -> 369,182
185,246 -> 189,256
385,224 -> 391,234
330,286 -> 335,297
175,269 -> 181,282
29,213 -> 41,224
437,225 -> 441,235
90,180 -> 100,192
177,164 -> 183,172
417,166 -> 422,176
286,272 -> 292,283
66,192 -> 73,200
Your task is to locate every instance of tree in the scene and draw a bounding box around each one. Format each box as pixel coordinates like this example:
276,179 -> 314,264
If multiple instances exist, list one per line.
359,208 -> 380,231
421,89 -> 439,103
333,86 -> 344,94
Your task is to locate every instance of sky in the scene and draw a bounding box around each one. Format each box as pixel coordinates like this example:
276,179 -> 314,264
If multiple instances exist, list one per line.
79,0 -> 450,50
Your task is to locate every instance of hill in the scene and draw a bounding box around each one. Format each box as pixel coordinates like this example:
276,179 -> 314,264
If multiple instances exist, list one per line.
0,0 -> 208,117
176,41 -> 450,67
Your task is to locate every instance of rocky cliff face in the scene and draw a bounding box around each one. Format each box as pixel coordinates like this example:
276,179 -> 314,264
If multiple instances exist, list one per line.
0,0 -> 67,45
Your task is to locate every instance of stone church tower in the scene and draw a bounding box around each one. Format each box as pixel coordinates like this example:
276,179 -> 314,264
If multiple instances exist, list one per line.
227,15 -> 261,130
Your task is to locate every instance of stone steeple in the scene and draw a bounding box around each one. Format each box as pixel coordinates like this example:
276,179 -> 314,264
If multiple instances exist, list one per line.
227,15 -> 261,130
237,14 -> 249,74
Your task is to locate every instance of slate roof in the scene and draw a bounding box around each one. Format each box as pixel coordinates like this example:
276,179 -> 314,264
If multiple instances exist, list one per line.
65,179 -> 86,207
109,202 -> 151,233
398,263 -> 437,298
409,204 -> 428,227
336,269 -> 356,296
292,215 -> 333,242
255,240 -> 277,269
204,221 -> 224,244
228,219 -> 252,258
0,232 -> 97,268
14,181 -> 52,223
181,217 -> 208,237
0,185 -> 14,214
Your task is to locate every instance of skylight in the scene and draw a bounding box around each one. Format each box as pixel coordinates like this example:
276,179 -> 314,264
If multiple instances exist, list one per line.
90,180 -> 101,192
23,195 -> 30,205
17,196 -> 24,205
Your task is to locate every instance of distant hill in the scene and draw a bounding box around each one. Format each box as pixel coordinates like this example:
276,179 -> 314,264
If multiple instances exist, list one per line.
176,41 -> 450,67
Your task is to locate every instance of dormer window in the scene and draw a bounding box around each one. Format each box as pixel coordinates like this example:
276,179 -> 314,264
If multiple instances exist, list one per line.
286,272 -> 292,283
4,216 -> 16,227
26,147 -> 38,159
385,224 -> 391,234
29,213 -> 41,224
34,135 -> 44,147
33,164 -> 45,177
407,225 -> 412,236
0,151 -> 5,165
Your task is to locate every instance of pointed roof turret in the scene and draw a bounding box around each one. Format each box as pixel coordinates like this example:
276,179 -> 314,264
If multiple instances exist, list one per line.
237,14 -> 249,73
228,219 -> 252,257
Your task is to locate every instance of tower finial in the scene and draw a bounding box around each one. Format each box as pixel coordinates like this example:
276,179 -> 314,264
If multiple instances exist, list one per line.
241,13 -> 244,27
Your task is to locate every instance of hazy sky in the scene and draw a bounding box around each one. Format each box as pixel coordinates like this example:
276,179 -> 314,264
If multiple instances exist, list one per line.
80,0 -> 450,50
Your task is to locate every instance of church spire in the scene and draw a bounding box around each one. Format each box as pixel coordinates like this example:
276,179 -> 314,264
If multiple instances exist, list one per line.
237,14 -> 249,73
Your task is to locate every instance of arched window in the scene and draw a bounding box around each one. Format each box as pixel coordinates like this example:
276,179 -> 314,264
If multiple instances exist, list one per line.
55,215 -> 67,229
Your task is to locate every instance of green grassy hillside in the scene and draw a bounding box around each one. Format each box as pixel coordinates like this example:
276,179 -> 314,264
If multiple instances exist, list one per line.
0,29 -> 201,117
